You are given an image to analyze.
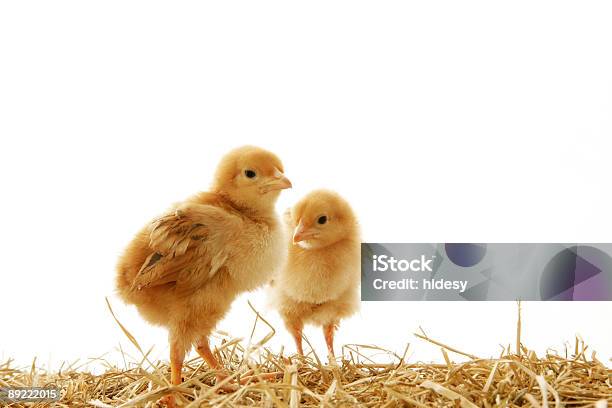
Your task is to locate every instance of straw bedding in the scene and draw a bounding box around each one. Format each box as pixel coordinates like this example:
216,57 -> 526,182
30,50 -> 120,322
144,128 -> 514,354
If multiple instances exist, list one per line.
1,302 -> 610,407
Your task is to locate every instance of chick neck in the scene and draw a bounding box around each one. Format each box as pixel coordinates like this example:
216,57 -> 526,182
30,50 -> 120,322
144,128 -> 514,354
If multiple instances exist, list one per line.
295,233 -> 359,253
215,190 -> 278,223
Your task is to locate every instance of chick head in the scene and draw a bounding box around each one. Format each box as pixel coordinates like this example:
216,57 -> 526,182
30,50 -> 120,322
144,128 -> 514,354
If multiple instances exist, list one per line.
212,146 -> 291,212
289,189 -> 358,249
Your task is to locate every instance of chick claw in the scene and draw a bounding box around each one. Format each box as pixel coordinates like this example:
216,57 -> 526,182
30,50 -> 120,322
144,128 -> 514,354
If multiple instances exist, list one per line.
213,371 -> 240,392
157,394 -> 178,408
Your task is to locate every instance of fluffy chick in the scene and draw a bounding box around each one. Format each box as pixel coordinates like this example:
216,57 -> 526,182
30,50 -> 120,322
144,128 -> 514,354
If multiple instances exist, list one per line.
271,190 -> 360,357
115,146 -> 291,404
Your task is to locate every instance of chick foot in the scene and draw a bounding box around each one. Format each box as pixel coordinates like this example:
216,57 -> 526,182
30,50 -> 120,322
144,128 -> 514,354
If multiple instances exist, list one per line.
157,394 -> 178,408
212,371 -> 240,392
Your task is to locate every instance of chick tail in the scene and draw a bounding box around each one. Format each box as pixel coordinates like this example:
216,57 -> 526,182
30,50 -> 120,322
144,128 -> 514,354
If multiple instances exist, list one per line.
115,264 -> 136,305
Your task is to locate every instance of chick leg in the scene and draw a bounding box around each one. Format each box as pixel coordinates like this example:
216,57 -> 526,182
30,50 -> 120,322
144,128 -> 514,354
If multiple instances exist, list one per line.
287,321 -> 304,356
195,336 -> 223,371
195,336 -> 239,390
323,323 -> 337,357
158,338 -> 186,408
195,337 -> 280,388
170,339 -> 186,385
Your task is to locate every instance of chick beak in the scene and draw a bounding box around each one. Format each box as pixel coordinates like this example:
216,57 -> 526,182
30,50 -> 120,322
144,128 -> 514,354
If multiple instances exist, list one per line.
292,221 -> 316,244
274,175 -> 292,190
261,170 -> 292,193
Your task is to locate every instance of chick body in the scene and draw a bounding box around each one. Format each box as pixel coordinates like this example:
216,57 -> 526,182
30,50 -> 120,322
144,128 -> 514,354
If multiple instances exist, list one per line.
116,191 -> 285,347
273,238 -> 359,327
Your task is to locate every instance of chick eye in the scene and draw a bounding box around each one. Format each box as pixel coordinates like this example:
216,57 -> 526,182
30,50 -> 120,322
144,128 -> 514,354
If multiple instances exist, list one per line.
317,215 -> 327,225
244,170 -> 257,179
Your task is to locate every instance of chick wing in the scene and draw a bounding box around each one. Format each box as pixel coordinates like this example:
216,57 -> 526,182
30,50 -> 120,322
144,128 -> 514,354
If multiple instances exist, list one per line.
131,202 -> 242,293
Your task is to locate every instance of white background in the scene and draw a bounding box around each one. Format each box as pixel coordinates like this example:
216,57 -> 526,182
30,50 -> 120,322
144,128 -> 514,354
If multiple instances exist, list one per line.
1,1 -> 611,370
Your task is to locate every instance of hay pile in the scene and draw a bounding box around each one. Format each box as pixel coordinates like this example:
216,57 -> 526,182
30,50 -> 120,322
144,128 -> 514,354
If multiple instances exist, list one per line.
2,303 -> 610,407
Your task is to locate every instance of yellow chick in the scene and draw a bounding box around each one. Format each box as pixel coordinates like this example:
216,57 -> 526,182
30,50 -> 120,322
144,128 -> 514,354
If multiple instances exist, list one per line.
271,190 -> 360,357
115,146 -> 291,405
